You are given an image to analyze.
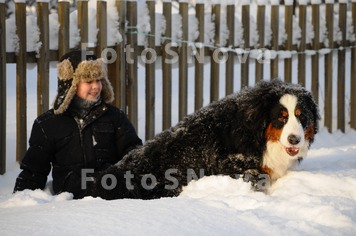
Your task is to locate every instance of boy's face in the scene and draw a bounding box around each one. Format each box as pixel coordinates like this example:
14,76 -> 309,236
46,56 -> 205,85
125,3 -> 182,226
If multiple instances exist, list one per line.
76,79 -> 102,101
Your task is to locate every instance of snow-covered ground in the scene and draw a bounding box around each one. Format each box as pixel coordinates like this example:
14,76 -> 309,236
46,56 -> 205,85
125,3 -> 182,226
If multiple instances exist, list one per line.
0,129 -> 356,235
1,0 -> 356,235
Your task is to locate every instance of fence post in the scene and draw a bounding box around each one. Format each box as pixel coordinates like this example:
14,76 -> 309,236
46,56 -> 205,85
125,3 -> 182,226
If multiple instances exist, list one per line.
0,1 -> 6,174
126,0 -> 138,130
298,2 -> 307,86
78,0 -> 89,46
311,2 -> 320,105
270,1 -> 279,79
37,1 -> 50,115
241,3 -> 250,88
352,1 -> 356,130
284,2 -> 293,83
96,0 -> 107,57
162,0 -> 172,129
15,2 -> 27,162
145,0 -> 156,140
179,0 -> 188,120
226,3 -> 235,95
324,2 -> 334,132
255,3 -> 265,83
195,2 -> 204,110
58,0 -> 70,58
337,2 -> 347,133
210,3 -> 221,102
108,0 -> 126,109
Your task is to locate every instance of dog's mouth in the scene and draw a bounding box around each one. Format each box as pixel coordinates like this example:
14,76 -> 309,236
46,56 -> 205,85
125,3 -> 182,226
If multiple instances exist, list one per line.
285,147 -> 299,156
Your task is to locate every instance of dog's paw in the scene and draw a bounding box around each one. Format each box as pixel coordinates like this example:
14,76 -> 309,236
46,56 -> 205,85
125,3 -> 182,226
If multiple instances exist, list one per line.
242,169 -> 271,193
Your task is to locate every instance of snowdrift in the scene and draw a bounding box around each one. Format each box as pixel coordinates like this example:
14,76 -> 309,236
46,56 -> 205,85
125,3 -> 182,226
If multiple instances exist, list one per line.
0,129 -> 355,235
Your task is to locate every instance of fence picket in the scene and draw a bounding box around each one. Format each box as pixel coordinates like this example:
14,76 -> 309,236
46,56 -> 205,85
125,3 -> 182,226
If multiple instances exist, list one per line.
210,4 -> 220,102
241,4 -> 250,88
270,3 -> 279,79
179,1 -> 188,120
162,0 -> 172,129
145,0 -> 156,140
298,3 -> 307,86
15,2 -> 27,162
352,2 -> 356,130
126,0 -> 138,131
255,4 -> 265,83
58,1 -> 70,58
0,2 -> 6,174
37,1 -> 50,116
96,0 -> 107,57
337,2 -> 347,133
78,0 -> 89,45
194,2 -> 204,110
311,3 -> 320,104
324,3 -> 334,132
226,4 -> 235,96
108,0 -> 126,109
284,3 -> 293,83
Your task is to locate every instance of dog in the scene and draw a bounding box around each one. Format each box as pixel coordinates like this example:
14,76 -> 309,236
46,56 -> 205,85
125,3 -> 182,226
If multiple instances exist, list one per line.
89,80 -> 320,200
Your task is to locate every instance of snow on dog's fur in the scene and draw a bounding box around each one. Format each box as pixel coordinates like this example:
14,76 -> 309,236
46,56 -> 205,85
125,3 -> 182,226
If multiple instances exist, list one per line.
90,80 -> 320,200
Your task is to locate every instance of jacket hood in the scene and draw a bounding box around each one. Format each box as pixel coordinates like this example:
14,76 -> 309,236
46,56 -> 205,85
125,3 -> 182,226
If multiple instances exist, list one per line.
53,50 -> 114,115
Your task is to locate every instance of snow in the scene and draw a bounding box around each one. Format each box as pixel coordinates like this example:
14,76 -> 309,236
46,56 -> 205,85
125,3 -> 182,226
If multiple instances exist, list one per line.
1,129 -> 356,235
2,56 -> 356,235
284,0 -> 294,5
257,0 -> 267,6
1,1 -> 356,235
298,0 -> 309,5
270,0 -> 280,6
26,15 -> 41,55
241,0 -> 250,5
4,0 -> 356,52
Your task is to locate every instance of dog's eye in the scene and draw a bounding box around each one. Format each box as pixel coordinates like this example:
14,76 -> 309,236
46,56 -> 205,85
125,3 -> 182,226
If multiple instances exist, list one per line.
278,111 -> 288,123
298,113 -> 306,122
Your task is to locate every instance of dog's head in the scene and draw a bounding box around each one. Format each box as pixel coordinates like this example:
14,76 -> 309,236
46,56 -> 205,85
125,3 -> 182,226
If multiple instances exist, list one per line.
238,80 -> 320,180
266,93 -> 318,159
264,90 -> 319,180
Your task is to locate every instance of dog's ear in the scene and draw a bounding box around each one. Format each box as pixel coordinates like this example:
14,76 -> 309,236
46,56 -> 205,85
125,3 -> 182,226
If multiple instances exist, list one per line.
303,90 -> 320,135
238,81 -> 280,140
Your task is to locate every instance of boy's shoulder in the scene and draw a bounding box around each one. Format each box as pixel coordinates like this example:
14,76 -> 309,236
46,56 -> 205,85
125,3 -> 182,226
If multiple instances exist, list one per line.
35,109 -> 56,124
103,103 -> 126,116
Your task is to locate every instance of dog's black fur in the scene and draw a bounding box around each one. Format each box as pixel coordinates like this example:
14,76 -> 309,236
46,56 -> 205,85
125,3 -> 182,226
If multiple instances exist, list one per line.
90,80 -> 319,200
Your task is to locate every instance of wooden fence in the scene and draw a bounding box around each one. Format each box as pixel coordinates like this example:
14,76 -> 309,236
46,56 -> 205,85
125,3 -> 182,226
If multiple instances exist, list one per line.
1,0 -> 356,174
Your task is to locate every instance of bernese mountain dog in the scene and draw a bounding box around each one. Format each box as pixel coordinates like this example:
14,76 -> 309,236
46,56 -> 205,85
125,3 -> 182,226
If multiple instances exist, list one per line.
89,80 -> 320,200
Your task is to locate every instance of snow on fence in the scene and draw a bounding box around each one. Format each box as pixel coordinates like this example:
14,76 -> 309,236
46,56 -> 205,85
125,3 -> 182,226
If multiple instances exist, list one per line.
0,0 -> 356,174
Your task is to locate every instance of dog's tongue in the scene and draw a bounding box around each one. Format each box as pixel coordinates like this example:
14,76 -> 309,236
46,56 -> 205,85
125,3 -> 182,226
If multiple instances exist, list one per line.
286,147 -> 299,156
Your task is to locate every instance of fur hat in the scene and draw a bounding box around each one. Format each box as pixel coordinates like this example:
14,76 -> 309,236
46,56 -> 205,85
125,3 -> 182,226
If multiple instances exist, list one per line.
53,50 -> 114,115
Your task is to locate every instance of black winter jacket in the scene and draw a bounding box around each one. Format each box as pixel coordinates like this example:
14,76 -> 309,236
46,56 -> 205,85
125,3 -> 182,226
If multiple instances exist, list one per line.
14,102 -> 142,198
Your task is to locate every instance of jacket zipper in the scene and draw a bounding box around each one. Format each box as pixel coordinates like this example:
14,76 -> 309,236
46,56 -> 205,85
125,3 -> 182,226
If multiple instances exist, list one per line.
74,104 -> 107,168
77,118 -> 87,167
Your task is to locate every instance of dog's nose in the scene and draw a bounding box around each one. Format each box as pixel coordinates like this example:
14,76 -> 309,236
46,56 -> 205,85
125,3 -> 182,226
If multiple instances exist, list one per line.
288,135 -> 301,145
